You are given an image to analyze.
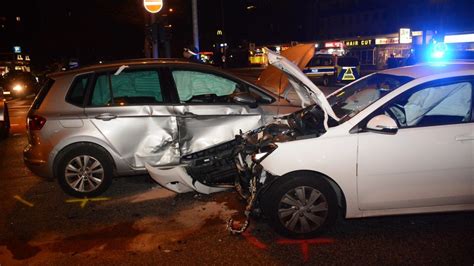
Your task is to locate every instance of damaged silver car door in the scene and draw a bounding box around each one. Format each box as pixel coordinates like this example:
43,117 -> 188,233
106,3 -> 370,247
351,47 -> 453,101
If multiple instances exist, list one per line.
171,69 -> 271,157
84,67 -> 180,169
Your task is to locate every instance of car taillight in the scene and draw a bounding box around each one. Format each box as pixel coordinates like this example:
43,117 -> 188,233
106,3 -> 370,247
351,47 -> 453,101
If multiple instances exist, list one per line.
27,115 -> 47,130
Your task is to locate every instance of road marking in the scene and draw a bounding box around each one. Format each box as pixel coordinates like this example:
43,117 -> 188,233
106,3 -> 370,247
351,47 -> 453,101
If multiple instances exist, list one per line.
65,197 -> 110,208
13,195 -> 34,207
242,231 -> 267,250
276,238 -> 335,262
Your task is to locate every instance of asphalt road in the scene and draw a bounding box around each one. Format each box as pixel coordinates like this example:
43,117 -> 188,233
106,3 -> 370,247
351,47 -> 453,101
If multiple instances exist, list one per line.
0,84 -> 473,265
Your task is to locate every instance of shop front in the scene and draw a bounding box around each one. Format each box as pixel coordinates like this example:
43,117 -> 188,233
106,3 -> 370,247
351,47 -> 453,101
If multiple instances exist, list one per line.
374,36 -> 412,69
344,38 -> 376,70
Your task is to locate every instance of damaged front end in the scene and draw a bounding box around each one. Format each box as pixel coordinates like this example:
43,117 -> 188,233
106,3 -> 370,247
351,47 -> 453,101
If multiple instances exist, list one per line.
181,103 -> 331,233
148,46 -> 340,233
182,102 -> 329,188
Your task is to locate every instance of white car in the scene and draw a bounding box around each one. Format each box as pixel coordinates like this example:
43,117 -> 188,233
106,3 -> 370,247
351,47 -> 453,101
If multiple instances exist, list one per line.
148,50 -> 474,238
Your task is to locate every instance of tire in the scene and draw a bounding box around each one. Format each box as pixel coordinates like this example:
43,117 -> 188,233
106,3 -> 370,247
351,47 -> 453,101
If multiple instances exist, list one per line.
0,106 -> 9,139
322,75 -> 330,87
56,144 -> 114,198
261,172 -> 338,238
0,121 -> 6,139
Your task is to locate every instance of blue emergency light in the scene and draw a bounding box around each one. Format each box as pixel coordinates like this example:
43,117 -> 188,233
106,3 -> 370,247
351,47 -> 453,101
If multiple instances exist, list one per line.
429,42 -> 449,60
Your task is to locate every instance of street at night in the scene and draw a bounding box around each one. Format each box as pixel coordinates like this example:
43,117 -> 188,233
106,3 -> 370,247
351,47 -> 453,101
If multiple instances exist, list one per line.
1,0 -> 474,265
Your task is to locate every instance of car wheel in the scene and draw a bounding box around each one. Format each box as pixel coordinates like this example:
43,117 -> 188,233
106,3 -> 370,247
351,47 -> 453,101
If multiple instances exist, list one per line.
0,106 -> 10,139
262,172 -> 338,238
56,144 -> 113,198
0,121 -> 6,139
322,75 -> 330,87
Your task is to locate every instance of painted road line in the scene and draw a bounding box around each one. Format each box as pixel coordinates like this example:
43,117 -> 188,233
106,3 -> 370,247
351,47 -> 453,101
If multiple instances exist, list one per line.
276,238 -> 335,262
65,197 -> 111,208
13,195 -> 34,207
242,231 -> 267,250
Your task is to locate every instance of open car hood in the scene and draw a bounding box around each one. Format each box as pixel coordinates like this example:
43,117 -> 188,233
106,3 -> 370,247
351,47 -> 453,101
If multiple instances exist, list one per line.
262,47 -> 340,128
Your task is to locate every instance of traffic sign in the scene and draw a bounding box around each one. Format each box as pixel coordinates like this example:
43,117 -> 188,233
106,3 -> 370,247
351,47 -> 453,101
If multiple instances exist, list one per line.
144,0 -> 163,13
342,67 -> 356,81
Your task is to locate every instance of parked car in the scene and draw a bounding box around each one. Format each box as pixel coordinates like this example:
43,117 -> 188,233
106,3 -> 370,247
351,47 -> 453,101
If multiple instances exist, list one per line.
151,50 -> 474,238
1,71 -> 38,99
23,46 -> 320,197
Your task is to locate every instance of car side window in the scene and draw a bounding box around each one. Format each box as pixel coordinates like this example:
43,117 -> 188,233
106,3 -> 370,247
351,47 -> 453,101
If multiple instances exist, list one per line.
66,74 -> 92,107
379,79 -> 473,128
89,69 -> 164,106
90,74 -> 111,106
172,70 -> 240,104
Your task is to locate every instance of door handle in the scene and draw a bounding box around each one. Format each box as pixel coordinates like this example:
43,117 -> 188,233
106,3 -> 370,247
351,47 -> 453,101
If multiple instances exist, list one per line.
95,113 -> 117,121
455,135 -> 474,142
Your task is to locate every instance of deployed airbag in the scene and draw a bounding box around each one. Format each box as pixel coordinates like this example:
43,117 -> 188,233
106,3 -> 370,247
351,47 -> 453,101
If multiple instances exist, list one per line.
173,71 -> 237,101
405,82 -> 472,126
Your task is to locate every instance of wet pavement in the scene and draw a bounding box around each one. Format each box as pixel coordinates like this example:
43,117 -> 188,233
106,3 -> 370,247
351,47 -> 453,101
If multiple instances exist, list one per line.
0,88 -> 473,265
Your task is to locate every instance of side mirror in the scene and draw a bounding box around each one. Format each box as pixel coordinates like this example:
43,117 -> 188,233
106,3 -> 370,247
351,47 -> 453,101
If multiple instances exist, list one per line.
232,92 -> 258,108
366,114 -> 398,134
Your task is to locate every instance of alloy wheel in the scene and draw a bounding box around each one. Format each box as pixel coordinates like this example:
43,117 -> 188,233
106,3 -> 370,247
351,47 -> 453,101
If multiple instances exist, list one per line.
277,186 -> 329,233
65,155 -> 104,193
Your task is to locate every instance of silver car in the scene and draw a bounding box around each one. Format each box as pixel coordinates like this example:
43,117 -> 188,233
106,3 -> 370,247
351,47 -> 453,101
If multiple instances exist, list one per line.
23,59 -> 301,197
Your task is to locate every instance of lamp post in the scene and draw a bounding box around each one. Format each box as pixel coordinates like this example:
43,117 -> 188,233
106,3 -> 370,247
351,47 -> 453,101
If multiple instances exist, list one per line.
144,0 -> 164,58
192,0 -> 199,51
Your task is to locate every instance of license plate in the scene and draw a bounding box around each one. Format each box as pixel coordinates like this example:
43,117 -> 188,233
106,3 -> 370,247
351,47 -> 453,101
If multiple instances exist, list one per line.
3,91 -> 11,95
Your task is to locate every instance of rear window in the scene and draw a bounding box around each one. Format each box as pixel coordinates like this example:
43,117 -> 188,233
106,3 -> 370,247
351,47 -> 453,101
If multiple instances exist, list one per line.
31,78 -> 54,110
66,74 -> 92,107
337,57 -> 359,66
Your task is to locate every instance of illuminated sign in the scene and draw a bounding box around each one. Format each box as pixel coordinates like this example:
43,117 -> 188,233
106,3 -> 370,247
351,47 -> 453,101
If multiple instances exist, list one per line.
444,33 -> 474,43
216,30 -> 223,36
144,0 -> 163,13
17,55 -> 23,61
412,31 -> 423,36
324,42 -> 342,48
375,38 -> 399,45
344,39 -> 373,47
399,28 -> 412,44
13,46 -> 21,53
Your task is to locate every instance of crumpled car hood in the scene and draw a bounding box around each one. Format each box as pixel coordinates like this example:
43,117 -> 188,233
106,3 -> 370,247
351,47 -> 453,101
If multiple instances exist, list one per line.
260,46 -> 340,129
257,43 -> 315,95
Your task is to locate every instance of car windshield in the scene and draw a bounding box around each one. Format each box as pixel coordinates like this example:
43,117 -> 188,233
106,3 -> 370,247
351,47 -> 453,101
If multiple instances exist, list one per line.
327,73 -> 413,122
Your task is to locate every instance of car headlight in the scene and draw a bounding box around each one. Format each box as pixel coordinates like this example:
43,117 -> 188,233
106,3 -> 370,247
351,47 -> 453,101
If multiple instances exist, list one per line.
12,84 -> 24,92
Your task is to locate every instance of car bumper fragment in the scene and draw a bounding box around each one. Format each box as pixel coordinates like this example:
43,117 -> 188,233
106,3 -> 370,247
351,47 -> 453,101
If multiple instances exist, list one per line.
145,163 -> 227,194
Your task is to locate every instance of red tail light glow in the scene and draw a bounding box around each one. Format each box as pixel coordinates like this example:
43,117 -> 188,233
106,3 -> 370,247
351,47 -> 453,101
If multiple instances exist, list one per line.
27,115 -> 47,130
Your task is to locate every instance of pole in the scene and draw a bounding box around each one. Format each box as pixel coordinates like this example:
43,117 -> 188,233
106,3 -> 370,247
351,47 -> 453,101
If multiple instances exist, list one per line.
151,14 -> 159,58
192,0 -> 199,51
220,0 -> 226,67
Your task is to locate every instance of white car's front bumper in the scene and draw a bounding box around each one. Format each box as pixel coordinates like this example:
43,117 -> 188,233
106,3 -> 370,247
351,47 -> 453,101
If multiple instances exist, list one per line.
145,163 -> 228,194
